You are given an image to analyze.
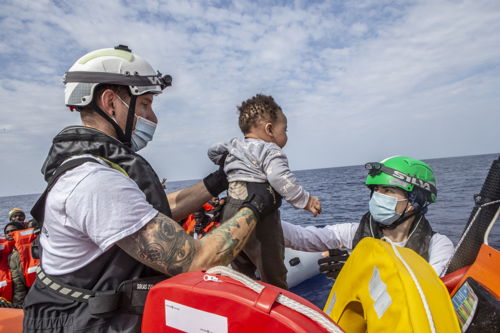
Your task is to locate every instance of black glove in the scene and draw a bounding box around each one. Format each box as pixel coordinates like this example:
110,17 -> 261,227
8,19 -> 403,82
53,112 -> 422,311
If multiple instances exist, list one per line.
241,182 -> 282,221
318,248 -> 349,279
203,153 -> 229,197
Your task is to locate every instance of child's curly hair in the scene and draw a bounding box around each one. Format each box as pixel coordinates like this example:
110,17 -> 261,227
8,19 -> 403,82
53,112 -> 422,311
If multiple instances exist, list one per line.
238,94 -> 282,134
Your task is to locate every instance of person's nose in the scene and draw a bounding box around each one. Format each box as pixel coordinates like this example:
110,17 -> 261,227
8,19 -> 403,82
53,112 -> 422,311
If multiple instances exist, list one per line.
146,109 -> 158,124
137,104 -> 158,123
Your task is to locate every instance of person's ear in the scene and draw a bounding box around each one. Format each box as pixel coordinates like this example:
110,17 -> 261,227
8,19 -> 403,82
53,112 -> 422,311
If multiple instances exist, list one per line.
264,122 -> 273,137
405,201 -> 414,213
99,89 -> 117,116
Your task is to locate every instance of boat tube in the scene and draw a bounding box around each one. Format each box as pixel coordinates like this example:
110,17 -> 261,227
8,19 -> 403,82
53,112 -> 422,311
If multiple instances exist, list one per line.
284,248 -> 323,288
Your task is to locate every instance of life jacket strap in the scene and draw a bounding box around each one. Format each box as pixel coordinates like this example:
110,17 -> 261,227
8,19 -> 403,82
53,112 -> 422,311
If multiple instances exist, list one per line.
36,266 -> 120,315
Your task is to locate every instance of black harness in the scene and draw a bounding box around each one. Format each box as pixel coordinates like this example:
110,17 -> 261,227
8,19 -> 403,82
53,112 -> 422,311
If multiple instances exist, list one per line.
24,126 -> 171,332
319,212 -> 436,280
352,212 -> 435,261
30,157 -> 99,259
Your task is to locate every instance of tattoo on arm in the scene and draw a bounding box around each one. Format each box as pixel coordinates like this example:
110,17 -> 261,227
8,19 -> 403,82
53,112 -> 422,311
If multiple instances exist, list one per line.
199,208 -> 257,267
118,208 -> 258,275
117,213 -> 197,276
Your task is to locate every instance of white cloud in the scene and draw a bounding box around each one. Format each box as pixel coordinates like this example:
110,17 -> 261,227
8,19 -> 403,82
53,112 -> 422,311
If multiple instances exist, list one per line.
0,0 -> 499,196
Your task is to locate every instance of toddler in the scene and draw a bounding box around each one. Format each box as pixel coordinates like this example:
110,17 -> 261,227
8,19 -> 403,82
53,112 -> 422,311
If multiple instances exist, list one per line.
208,94 -> 321,289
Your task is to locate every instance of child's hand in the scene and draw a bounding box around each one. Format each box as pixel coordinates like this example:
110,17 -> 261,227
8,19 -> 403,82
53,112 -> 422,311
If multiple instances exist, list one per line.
305,196 -> 322,217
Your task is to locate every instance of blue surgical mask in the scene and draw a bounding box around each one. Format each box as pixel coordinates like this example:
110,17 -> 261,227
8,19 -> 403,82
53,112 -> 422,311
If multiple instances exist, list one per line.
369,191 -> 407,225
116,95 -> 157,152
131,115 -> 156,151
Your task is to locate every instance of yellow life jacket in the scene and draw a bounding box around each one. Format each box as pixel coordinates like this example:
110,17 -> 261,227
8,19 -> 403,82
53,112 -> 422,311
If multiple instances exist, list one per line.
323,237 -> 460,332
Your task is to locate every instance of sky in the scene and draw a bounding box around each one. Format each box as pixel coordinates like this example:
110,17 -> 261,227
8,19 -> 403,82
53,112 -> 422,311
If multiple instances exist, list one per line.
1,0 -> 499,197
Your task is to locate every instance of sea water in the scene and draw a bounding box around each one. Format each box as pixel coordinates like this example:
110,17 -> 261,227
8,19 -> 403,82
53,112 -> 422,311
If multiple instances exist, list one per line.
5,153 -> 497,246
1,153 -> 499,307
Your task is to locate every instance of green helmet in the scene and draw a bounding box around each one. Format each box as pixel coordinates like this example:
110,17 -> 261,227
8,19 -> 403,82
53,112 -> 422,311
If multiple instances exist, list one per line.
365,156 -> 437,202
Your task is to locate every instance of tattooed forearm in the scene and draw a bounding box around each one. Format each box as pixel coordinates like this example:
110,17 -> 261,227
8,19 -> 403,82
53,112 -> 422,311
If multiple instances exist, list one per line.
117,208 -> 258,276
212,221 -> 241,259
194,207 -> 257,268
117,213 -> 197,276
212,210 -> 246,256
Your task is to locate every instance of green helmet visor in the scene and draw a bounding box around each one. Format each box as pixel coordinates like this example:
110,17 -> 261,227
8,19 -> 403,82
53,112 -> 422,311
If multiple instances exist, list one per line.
365,162 -> 437,197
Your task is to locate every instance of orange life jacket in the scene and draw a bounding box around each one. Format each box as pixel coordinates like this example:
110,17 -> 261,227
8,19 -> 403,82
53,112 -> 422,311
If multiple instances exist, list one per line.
182,203 -> 217,235
183,219 -> 220,238
11,228 -> 40,287
202,221 -> 220,234
0,236 -> 14,302
182,214 -> 196,234
202,203 -> 215,211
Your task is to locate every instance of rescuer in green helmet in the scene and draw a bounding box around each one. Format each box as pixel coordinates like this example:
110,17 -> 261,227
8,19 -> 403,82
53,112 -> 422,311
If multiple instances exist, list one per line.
281,155 -> 454,278
364,156 -> 437,229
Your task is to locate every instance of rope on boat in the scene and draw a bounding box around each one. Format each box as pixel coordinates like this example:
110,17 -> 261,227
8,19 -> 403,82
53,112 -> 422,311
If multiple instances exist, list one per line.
206,266 -> 343,333
389,242 -> 436,333
445,199 -> 500,273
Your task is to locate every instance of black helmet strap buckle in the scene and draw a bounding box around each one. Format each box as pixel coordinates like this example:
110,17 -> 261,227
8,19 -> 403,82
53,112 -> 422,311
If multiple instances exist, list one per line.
365,162 -> 437,197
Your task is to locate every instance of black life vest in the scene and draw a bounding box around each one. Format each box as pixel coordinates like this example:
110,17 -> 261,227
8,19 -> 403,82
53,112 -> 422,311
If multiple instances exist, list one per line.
352,212 -> 435,261
41,126 -> 171,217
23,126 -> 171,333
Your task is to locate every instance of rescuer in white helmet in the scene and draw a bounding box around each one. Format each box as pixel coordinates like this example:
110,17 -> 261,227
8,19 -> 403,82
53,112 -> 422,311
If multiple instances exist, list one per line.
23,45 -> 280,333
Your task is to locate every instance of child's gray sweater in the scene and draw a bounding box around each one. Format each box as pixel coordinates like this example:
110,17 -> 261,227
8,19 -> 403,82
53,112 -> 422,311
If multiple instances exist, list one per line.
208,137 -> 310,209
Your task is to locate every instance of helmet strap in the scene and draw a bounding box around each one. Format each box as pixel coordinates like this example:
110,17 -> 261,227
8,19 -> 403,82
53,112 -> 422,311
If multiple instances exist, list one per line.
123,95 -> 137,147
90,101 -> 127,144
382,210 -> 416,230
89,94 -> 138,147
381,200 -> 428,230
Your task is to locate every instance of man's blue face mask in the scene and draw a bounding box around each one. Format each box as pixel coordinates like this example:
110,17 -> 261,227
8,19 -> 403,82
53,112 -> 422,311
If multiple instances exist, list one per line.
116,95 -> 157,152
369,191 -> 408,225
130,115 -> 156,152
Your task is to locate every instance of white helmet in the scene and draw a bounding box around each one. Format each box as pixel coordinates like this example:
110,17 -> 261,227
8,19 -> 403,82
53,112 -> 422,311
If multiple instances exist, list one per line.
64,45 -> 172,107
